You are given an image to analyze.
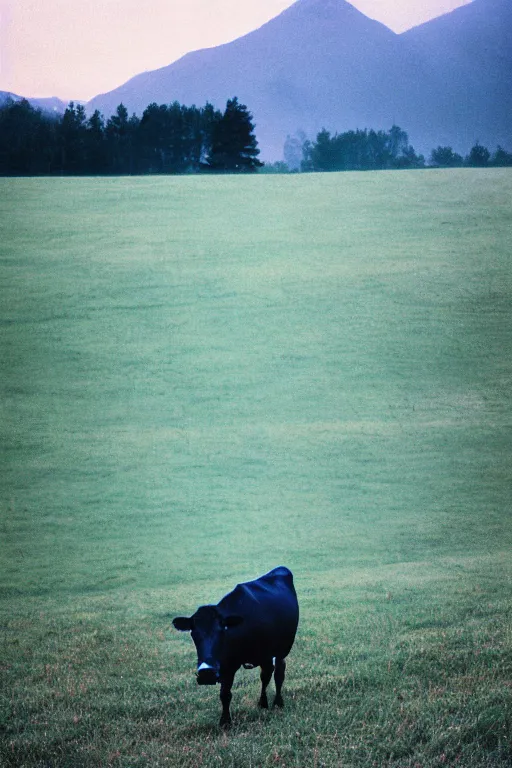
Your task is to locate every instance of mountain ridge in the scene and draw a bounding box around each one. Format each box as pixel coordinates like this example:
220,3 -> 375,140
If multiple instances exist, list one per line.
0,91 -> 68,115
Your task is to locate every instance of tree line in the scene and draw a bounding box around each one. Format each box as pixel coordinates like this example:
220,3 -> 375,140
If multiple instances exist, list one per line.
302,126 -> 425,172
276,127 -> 512,173
0,97 -> 262,175
430,142 -> 512,169
1,94 -> 511,175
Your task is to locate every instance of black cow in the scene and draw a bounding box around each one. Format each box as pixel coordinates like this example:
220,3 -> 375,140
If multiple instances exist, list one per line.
172,566 -> 299,726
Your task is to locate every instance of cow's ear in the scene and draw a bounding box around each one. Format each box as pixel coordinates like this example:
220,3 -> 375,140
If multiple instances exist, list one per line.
223,615 -> 243,629
172,616 -> 194,632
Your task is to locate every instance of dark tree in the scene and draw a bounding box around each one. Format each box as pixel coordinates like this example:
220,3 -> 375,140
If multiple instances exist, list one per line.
198,102 -> 223,166
6,97 -> 509,178
300,139 -> 314,172
137,101 -> 222,173
394,144 -> 425,169
139,103 -> 171,173
307,128 -> 336,171
387,125 -> 408,161
365,129 -> 389,169
0,98 -> 57,174
164,101 -> 211,173
106,104 -> 140,174
465,141 -> 490,167
384,126 -> 424,169
430,146 -> 464,167
138,103 -> 167,172
59,102 -> 88,173
302,125 -> 423,172
207,97 -> 262,172
85,110 -> 108,174
491,146 -> 512,167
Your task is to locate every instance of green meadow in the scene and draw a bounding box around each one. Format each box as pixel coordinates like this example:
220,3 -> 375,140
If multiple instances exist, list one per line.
1,169 -> 511,767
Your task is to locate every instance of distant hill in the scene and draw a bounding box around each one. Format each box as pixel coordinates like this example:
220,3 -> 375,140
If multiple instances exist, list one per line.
0,91 -> 68,115
79,0 -> 510,159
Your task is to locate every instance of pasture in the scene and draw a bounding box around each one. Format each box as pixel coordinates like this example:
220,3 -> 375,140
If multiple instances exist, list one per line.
1,169 -> 511,767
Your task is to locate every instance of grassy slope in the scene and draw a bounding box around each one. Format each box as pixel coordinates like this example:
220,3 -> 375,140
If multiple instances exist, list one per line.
0,169 -> 511,766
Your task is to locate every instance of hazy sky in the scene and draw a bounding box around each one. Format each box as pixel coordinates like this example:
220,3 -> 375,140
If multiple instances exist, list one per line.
0,0 -> 472,102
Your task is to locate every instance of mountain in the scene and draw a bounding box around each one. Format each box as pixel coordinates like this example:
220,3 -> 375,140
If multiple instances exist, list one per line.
401,0 -> 512,152
0,91 -> 18,106
86,0 -> 511,159
28,96 -> 69,114
0,91 -> 68,115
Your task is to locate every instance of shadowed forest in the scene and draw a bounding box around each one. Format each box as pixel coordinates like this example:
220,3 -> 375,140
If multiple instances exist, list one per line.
1,97 -> 511,176
0,97 -> 262,175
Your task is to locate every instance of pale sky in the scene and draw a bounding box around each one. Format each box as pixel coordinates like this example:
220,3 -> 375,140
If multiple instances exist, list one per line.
0,0 -> 472,102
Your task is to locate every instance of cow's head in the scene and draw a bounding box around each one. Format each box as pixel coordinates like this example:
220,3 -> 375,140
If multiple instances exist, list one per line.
172,605 -> 243,685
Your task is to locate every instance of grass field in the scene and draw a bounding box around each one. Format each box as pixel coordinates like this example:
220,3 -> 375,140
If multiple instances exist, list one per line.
1,169 -> 511,767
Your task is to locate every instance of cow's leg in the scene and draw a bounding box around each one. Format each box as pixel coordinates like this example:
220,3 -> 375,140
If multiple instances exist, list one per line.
258,660 -> 275,709
219,669 -> 236,727
273,658 -> 286,708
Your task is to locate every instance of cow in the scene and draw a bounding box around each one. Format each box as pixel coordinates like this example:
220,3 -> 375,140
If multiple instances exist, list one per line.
172,565 -> 299,726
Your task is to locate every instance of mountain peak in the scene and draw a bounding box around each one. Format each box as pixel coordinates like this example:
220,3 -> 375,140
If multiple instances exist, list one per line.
293,0 -> 359,13
282,0 -> 391,25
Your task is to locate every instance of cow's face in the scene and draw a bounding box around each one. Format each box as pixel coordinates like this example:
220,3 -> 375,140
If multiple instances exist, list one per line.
173,605 -> 243,684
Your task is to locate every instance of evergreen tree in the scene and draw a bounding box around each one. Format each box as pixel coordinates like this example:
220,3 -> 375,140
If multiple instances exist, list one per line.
160,101 -> 187,173
106,104 -> 139,174
59,102 -> 88,173
0,98 -> 57,174
207,97 -> 262,172
366,129 -> 389,169
85,110 -> 108,174
165,101 -> 196,173
198,102 -> 222,166
308,129 -> 336,171
139,103 -> 167,172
